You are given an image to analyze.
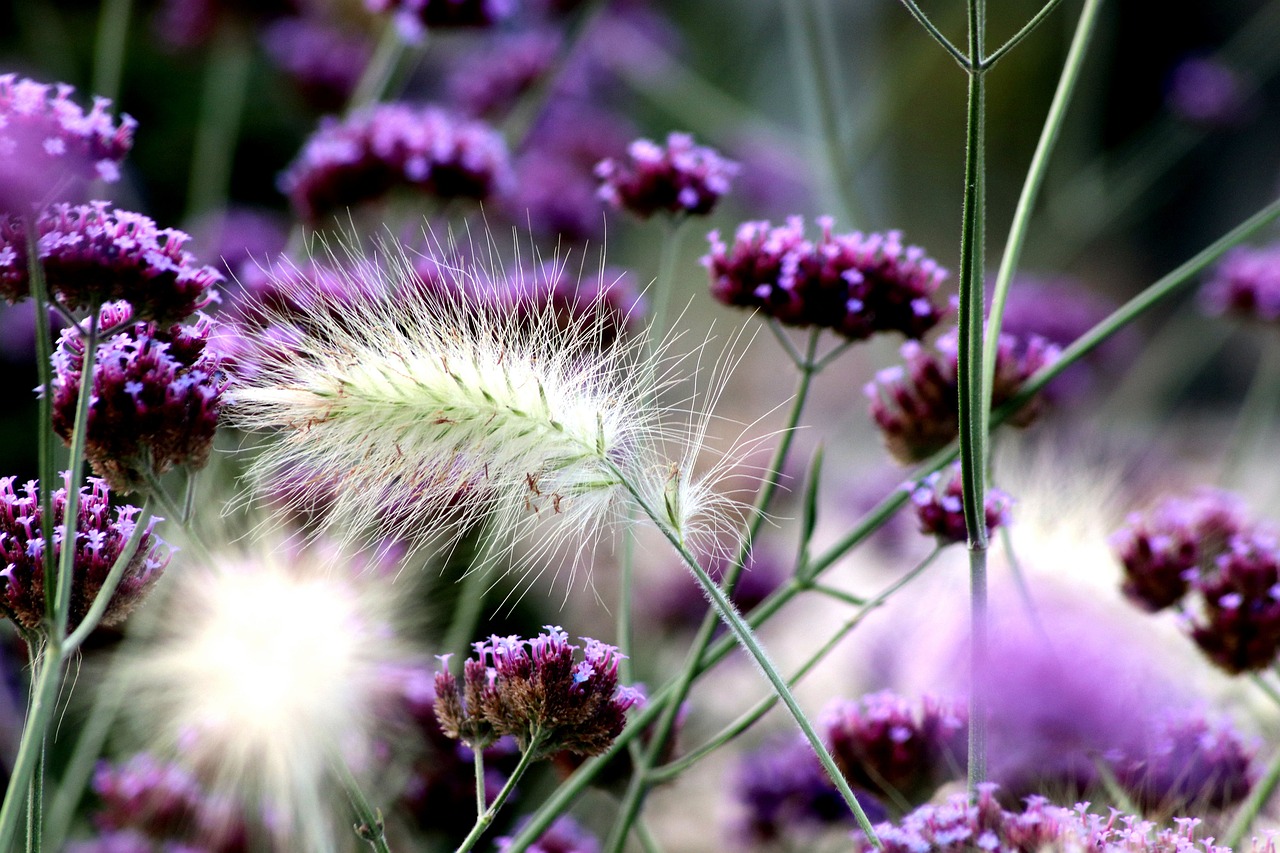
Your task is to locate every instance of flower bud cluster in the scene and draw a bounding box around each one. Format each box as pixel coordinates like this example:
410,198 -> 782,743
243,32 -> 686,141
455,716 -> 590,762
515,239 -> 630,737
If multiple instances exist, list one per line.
0,473 -> 168,633
279,103 -> 513,223
434,626 -> 643,758
705,217 -> 949,342
1189,532 -> 1280,674
596,132 -> 739,218
50,303 -> 225,493
910,463 -> 1012,545
822,691 -> 966,806
0,201 -> 222,322
865,327 -> 1059,464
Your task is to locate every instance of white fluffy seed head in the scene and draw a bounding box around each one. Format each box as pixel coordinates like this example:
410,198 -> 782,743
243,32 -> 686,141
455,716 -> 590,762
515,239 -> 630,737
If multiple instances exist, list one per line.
118,538 -> 423,851
224,231 -> 749,576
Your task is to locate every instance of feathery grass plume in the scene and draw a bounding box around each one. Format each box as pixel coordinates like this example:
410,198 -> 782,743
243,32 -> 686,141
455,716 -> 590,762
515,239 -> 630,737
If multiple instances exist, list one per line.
224,229 -> 751,577
118,535 -> 424,852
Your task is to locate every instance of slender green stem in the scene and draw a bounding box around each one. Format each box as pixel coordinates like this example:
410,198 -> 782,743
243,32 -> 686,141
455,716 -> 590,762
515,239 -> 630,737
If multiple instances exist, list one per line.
185,25 -> 252,219
617,521 -> 637,684
981,0 -> 1067,69
896,0 -> 969,67
609,462 -> 882,847
1226,740 -> 1280,849
334,758 -> 391,853
454,736 -> 544,853
26,744 -> 42,853
634,820 -> 663,853
1253,672 -> 1280,711
91,0 -> 132,104
349,19 -> 410,111
473,743 -> 486,815
648,218 -> 688,348
1221,335 -> 1280,488
984,0 -> 1105,427
139,468 -> 216,566
25,223 -> 57,621
63,500 -> 155,655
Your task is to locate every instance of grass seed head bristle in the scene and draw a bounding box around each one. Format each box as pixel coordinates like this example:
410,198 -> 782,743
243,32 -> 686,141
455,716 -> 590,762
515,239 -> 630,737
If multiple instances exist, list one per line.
223,228 -> 753,577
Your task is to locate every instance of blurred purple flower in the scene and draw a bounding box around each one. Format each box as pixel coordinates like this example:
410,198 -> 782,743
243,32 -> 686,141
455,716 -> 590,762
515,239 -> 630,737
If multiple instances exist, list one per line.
50,303 -> 226,493
0,74 -> 135,213
1167,56 -> 1247,126
596,132 -> 739,219
0,473 -> 169,633
187,208 -> 289,278
279,103 -> 512,223
262,17 -> 373,112
910,462 -> 1012,545
1188,530 -> 1280,674
496,815 -> 601,853
0,202 -> 222,323
643,549 -> 783,635
154,0 -> 298,50
448,30 -> 561,119
1199,243 -> 1280,323
366,0 -> 514,43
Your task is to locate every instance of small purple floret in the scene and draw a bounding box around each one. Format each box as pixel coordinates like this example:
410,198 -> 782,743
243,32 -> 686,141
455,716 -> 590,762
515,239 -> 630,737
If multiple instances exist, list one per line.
911,463 -> 1012,545
1199,243 -> 1280,323
596,132 -> 738,219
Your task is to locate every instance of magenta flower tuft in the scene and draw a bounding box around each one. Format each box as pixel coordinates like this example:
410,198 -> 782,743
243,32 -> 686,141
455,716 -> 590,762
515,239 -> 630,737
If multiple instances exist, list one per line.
911,463 -> 1012,545
1199,243 -> 1280,323
366,0 -> 515,43
1111,487 -> 1249,612
279,103 -> 512,223
0,74 -> 135,212
1188,531 -> 1280,674
596,132 -> 738,219
823,691 -> 966,807
865,327 -> 1058,464
0,473 -> 169,633
705,216 -> 949,341
50,303 -> 226,493
0,202 -> 222,322
434,626 -> 643,758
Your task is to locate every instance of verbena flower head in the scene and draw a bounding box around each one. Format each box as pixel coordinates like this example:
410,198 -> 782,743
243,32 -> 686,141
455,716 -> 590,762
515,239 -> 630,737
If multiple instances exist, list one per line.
851,784 -> 1232,853
865,327 -> 1059,464
1167,56 -> 1247,126
0,473 -> 168,633
279,103 -> 512,224
595,131 -> 739,218
0,201 -> 222,322
448,30 -> 561,119
434,626 -> 643,758
911,462 -> 1012,545
366,0 -> 515,43
226,237 -> 745,573
261,17 -> 373,112
732,735 -> 885,846
1111,487 -> 1249,612
50,303 -> 225,493
822,690 -> 966,808
1199,243 -> 1280,323
1108,709 -> 1254,814
705,216 -> 949,341
120,536 -> 421,850
496,815 -> 602,853
0,74 -> 135,212
1188,530 -> 1280,674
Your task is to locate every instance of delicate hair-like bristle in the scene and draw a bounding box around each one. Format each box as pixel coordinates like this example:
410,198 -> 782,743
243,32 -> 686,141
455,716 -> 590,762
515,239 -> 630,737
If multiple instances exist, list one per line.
224,228 -> 751,578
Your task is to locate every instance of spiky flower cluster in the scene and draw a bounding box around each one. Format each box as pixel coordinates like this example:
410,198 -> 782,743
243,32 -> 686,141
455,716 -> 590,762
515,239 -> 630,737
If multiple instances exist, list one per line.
0,201 -> 222,322
0,473 -> 168,633
1111,488 -> 1249,612
0,73 -> 135,211
434,626 -> 643,758
865,327 -> 1059,464
279,103 -> 512,223
1108,709 -> 1254,813
50,303 -> 225,493
910,463 -> 1013,545
705,216 -> 949,341
1199,243 -> 1280,323
595,132 -> 739,218
851,784 -> 1231,853
823,691 -> 966,807
366,0 -> 515,43
225,243 -> 738,567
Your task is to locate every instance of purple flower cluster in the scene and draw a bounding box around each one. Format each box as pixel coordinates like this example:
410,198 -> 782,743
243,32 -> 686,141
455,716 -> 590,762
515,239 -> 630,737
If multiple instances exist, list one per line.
261,17 -> 373,112
76,753 -> 249,853
1167,57 -> 1247,126
910,463 -> 1013,545
732,736 -> 884,846
0,473 -> 168,633
0,202 -> 222,323
0,74 -> 135,212
596,132 -> 739,218
50,304 -> 225,493
496,815 -> 602,853
434,626 -> 643,758
448,30 -> 561,119
851,784 -> 1231,853
1189,532 -> 1280,674
865,327 -> 1059,464
1199,243 -> 1280,323
1108,709 -> 1254,813
1111,488 -> 1249,612
366,0 -> 515,43
279,104 -> 512,223
705,216 -> 949,342
823,691 -> 966,807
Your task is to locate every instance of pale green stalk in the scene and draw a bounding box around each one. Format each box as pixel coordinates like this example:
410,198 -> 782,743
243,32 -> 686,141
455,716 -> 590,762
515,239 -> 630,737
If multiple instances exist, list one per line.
1220,335 -> 1280,488
63,500 -> 155,656
91,0 -> 132,104
454,736 -> 545,853
185,25 -> 251,219
648,218 -> 689,348
334,758 -> 392,853
349,19 -> 410,112
1226,742 -> 1280,849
